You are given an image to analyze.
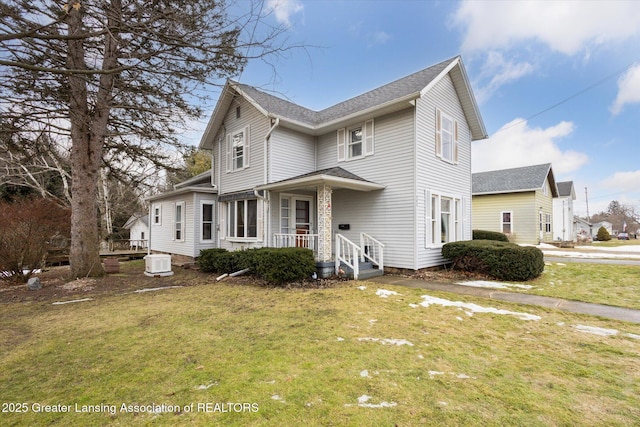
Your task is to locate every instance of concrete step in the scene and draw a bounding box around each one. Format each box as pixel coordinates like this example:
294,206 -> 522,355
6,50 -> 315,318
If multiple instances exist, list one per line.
339,261 -> 383,280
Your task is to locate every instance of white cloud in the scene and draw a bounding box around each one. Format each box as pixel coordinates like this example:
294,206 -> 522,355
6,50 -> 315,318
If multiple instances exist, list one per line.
610,63 -> 640,115
600,170 -> 640,193
473,51 -> 535,104
472,119 -> 589,174
453,1 -> 640,55
266,0 -> 304,27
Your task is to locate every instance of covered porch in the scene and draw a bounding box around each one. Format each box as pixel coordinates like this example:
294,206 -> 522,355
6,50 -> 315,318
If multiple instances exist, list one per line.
256,167 -> 386,279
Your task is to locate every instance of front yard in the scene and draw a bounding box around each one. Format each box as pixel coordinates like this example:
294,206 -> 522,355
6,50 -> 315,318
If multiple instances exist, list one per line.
1,261 -> 639,426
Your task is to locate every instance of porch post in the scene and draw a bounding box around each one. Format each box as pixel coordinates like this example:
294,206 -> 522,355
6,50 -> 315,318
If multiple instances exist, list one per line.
317,184 -> 333,262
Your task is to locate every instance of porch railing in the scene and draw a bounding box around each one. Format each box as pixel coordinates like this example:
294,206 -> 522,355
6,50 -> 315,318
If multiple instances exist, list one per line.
360,232 -> 384,271
335,233 -> 361,280
273,233 -> 318,252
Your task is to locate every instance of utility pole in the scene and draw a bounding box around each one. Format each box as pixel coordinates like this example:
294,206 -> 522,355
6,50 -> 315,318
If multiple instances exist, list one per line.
585,187 -> 592,238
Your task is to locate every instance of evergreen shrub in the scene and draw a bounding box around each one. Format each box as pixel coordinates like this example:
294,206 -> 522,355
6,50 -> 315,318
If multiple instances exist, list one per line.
442,239 -> 544,281
472,229 -> 509,242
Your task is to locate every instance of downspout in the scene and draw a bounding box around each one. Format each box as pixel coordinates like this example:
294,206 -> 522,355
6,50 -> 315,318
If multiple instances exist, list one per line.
264,117 -> 280,184
262,118 -> 279,247
147,203 -> 152,256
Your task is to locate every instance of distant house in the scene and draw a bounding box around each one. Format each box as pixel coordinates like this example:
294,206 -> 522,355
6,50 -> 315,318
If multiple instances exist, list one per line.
592,220 -> 613,239
146,56 -> 488,276
145,171 -> 217,262
123,212 -> 149,249
472,163 -> 558,245
574,216 -> 592,242
553,181 -> 576,241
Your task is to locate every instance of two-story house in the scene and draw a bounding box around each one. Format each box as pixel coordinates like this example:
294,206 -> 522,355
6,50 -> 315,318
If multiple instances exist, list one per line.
553,181 -> 576,242
147,56 -> 487,277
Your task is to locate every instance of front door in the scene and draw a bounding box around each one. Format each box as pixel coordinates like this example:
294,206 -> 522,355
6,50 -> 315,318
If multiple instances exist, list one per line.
295,199 -> 311,247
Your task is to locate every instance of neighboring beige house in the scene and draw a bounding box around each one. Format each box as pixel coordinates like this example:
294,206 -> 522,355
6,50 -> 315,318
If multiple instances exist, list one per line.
472,163 -> 558,244
147,56 -> 487,277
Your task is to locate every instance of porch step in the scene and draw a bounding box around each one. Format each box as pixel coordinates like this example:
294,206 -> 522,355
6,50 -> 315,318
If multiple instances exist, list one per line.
340,261 -> 384,280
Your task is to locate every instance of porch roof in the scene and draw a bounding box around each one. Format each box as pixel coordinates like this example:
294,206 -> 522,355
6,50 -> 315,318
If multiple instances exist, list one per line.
255,167 -> 385,192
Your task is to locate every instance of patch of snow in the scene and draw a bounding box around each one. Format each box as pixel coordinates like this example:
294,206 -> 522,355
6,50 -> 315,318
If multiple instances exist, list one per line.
417,295 -> 541,321
573,325 -> 619,336
456,374 -> 470,379
417,354 -> 424,359
271,395 -> 285,402
360,370 -> 369,377
369,319 -> 377,324
428,371 -> 444,378
355,395 -> 398,409
376,289 -> 400,298
555,262 -> 566,266
438,401 -> 448,406
196,382 -> 218,390
52,298 -> 93,305
626,333 -> 640,340
456,281 -> 533,290
134,286 -> 182,293
336,337 -> 344,341
358,337 -> 414,346
456,316 -> 464,321
357,286 -> 367,290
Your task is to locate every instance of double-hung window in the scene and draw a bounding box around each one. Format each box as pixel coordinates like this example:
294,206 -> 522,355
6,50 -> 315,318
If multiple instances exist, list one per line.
202,202 -> 214,241
545,214 -> 552,233
502,211 -> 513,234
174,202 -> 184,241
226,126 -> 249,171
153,205 -> 161,225
227,199 -> 258,239
348,127 -> 363,159
426,191 -> 463,247
337,119 -> 374,161
435,109 -> 459,164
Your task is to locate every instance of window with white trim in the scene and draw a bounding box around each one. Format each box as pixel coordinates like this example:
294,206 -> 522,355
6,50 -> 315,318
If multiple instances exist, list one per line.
226,126 -> 249,171
337,119 -> 374,161
153,205 -> 161,225
545,214 -> 552,233
425,190 -> 463,246
435,109 -> 458,164
501,211 -> 513,234
174,202 -> 184,241
227,199 -> 259,239
201,202 -> 214,241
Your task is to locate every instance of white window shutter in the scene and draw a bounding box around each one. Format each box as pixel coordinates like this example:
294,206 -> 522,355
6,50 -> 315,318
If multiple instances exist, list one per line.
244,126 -> 250,168
364,119 -> 374,156
337,128 -> 346,162
453,120 -> 459,164
435,109 -> 442,157
425,189 -> 432,248
226,134 -> 232,172
462,196 -> 470,240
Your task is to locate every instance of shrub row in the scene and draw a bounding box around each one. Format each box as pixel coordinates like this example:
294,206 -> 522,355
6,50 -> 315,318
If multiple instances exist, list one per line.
472,229 -> 509,242
442,239 -> 544,281
198,247 -> 317,285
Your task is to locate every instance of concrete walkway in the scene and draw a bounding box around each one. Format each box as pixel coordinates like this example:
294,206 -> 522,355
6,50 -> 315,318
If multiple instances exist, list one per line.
368,275 -> 640,324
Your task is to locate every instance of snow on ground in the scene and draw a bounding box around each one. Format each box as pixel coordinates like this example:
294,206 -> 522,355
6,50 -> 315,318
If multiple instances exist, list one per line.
376,289 -> 400,298
456,281 -> 534,290
52,298 -> 93,305
573,324 -> 619,336
344,395 -> 397,409
357,337 -> 414,346
414,295 -> 541,321
134,286 -> 183,293
535,242 -> 640,259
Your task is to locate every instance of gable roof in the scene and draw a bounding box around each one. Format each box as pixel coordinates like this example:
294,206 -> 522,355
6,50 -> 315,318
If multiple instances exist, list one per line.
472,163 -> 558,197
123,212 -> 149,229
256,167 -> 385,192
556,181 -> 576,199
200,56 -> 486,149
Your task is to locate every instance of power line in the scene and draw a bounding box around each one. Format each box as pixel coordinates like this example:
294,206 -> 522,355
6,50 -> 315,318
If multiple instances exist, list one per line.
490,60 -> 639,137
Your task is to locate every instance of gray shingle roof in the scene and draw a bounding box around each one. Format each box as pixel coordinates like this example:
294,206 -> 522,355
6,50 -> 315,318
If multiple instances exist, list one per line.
235,57 -> 457,127
270,167 -> 373,185
472,163 -> 556,195
556,181 -> 574,197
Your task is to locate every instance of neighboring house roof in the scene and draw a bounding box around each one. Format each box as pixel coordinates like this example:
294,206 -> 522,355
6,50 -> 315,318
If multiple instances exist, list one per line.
574,216 -> 592,226
145,170 -> 216,202
200,56 -> 487,149
256,167 -> 385,192
123,212 -> 149,229
472,163 -> 559,197
556,181 -> 576,199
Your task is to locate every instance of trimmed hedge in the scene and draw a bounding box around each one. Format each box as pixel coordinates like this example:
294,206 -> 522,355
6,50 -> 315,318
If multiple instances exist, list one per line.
442,239 -> 544,281
198,247 -> 317,285
472,229 -> 509,242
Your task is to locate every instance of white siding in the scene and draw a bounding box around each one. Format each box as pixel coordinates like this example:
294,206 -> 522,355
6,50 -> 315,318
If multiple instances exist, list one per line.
214,96 -> 269,194
193,194 -> 217,256
553,196 -> 574,241
270,127 -> 315,182
416,73 -> 473,268
317,108 -> 417,270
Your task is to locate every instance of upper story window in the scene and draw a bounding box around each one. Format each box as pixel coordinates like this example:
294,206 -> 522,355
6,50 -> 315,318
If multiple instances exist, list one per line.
348,127 -> 363,159
236,106 -> 241,119
337,119 -> 374,162
226,126 -> 249,172
436,109 -> 458,164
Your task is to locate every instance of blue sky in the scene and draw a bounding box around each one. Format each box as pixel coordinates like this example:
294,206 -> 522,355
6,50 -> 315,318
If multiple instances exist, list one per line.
185,0 -> 640,217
